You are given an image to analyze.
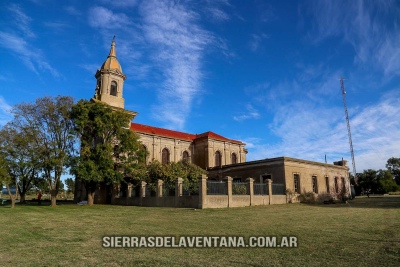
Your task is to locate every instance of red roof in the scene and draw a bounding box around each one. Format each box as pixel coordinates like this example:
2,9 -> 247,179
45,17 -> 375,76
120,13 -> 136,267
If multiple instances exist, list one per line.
130,122 -> 243,144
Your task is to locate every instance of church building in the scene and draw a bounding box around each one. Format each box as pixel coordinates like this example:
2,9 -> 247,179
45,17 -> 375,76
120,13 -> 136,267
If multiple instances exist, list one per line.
74,40 -> 351,205
92,40 -> 247,169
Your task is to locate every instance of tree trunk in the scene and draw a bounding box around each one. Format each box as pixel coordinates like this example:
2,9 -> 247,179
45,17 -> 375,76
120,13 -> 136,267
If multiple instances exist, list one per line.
50,189 -> 58,207
6,185 -> 16,208
87,191 -> 95,206
20,193 -> 26,204
10,197 -> 16,208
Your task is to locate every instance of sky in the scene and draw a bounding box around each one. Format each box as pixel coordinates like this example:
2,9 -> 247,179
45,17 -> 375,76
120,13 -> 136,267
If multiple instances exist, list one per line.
1,0 -> 400,173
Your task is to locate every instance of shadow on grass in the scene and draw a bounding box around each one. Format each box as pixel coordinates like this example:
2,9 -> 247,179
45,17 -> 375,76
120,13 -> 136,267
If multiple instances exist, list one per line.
0,199 -> 76,208
304,196 -> 400,209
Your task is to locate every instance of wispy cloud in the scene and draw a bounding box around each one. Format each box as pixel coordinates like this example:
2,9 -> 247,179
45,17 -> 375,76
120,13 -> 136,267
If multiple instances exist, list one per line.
233,104 -> 260,121
88,6 -> 132,29
0,96 -> 12,127
0,4 -> 59,78
140,0 -> 216,130
64,6 -> 82,16
249,33 -> 268,52
0,31 -> 59,77
306,0 -> 400,78
246,87 -> 400,172
8,4 -> 35,38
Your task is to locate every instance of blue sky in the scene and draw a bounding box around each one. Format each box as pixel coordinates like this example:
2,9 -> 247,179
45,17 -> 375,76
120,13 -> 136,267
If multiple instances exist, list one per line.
1,0 -> 400,173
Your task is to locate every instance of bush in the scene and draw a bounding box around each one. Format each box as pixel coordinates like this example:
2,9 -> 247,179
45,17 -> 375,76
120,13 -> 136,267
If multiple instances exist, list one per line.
299,192 -> 316,203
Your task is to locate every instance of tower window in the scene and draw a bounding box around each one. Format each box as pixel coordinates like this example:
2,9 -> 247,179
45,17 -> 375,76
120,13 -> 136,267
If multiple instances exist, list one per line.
110,81 -> 117,96
162,148 -> 170,164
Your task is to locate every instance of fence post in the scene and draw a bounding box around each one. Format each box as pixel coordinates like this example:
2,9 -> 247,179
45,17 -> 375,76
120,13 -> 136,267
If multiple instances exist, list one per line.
175,177 -> 183,207
266,179 -> 272,205
246,177 -> 254,206
156,179 -> 163,207
140,181 -> 147,206
198,174 -> 208,209
126,183 -> 132,205
224,176 -> 233,208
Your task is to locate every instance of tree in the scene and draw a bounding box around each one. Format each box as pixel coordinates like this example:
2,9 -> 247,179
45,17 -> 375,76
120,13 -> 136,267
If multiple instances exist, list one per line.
386,157 -> 400,185
10,96 -> 76,207
144,160 -> 206,185
71,100 -> 146,206
356,169 -> 380,194
377,169 -> 399,193
0,124 -> 41,203
0,155 -> 18,208
65,177 -> 75,196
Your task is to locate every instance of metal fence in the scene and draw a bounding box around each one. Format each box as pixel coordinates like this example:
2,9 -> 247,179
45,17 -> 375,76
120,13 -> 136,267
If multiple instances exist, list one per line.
162,183 -> 176,197
232,182 -> 248,195
182,181 -> 199,196
207,181 -> 227,195
130,185 -> 141,197
145,184 -> 157,197
272,183 -> 286,195
254,183 -> 269,195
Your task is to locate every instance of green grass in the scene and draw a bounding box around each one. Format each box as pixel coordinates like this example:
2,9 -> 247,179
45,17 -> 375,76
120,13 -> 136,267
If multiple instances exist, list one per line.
0,196 -> 399,266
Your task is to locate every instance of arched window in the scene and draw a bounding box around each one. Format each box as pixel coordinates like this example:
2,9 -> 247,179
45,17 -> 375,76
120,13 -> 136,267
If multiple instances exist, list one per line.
110,81 -> 117,96
231,153 -> 237,164
215,151 -> 222,167
182,151 -> 189,162
162,148 -> 170,164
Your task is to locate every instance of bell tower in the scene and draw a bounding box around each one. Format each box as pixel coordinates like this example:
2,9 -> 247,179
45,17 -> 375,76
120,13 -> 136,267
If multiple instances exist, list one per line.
93,38 -> 126,109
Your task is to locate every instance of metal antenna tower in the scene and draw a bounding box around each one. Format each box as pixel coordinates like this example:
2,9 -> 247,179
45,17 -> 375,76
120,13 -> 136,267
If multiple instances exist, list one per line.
340,78 -> 357,184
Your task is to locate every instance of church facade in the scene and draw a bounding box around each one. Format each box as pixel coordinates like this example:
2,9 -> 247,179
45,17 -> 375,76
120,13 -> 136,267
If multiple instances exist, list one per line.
92,40 -> 247,169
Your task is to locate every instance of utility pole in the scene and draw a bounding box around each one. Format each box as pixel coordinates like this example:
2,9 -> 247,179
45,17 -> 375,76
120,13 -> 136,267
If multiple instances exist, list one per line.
340,78 -> 357,184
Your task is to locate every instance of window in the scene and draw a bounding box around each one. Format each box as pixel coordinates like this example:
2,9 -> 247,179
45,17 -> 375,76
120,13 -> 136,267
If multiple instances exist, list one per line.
182,151 -> 189,162
312,176 -> 318,193
231,153 -> 237,164
334,177 -> 339,193
341,177 -> 346,193
162,148 -> 170,164
110,81 -> 117,96
325,176 -> 330,193
294,174 -> 300,193
215,151 -> 222,167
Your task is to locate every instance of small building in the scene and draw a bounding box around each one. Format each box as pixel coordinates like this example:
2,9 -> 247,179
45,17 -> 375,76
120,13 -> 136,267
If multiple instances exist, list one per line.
207,157 -> 350,201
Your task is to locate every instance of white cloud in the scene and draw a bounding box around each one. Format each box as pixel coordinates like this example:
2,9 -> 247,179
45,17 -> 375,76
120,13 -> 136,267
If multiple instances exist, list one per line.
306,0 -> 400,78
8,3 -> 35,38
64,6 -> 82,16
0,96 -> 12,127
88,6 -> 132,29
249,33 -> 268,52
246,88 -> 400,172
233,104 -> 260,121
0,31 -> 59,78
140,0 -> 215,130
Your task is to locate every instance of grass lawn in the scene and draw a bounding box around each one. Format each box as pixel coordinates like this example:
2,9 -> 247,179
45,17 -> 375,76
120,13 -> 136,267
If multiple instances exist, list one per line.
0,196 -> 399,266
